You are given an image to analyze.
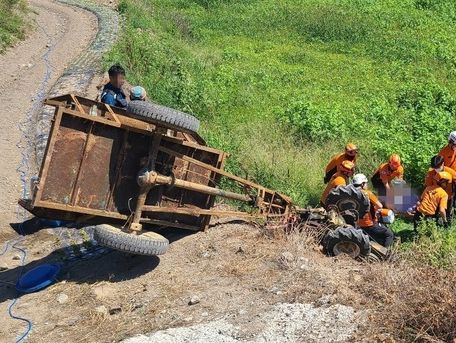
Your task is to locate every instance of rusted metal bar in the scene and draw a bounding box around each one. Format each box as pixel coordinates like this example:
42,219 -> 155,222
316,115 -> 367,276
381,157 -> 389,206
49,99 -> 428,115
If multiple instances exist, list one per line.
139,218 -> 200,231
145,172 -> 252,203
130,133 -> 163,232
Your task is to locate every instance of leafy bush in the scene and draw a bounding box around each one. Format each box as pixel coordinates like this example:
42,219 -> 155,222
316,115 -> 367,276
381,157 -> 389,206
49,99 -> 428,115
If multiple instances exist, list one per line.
108,0 -> 456,203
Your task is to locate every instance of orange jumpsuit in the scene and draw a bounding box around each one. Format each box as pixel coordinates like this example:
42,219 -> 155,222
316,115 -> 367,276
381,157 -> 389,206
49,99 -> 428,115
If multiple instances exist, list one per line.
320,172 -> 348,206
324,153 -> 356,182
425,167 -> 456,198
438,145 -> 456,171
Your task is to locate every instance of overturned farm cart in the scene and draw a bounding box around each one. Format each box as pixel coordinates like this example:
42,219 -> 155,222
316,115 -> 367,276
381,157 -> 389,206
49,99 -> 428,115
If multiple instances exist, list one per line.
20,94 -> 292,255
20,95 -> 390,260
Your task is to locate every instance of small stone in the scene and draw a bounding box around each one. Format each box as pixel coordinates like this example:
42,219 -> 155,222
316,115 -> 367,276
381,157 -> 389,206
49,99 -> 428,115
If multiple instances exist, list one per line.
269,287 -> 282,295
12,255 -> 21,261
27,63 -> 33,68
95,305 -> 108,315
281,252 -> 294,262
202,251 -> 210,258
109,306 -> 122,315
188,296 -> 200,305
201,312 -> 208,317
57,293 -> 69,304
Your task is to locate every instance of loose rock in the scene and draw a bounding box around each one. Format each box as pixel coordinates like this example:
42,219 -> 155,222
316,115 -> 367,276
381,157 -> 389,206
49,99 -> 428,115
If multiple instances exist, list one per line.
57,293 -> 69,304
188,296 -> 200,305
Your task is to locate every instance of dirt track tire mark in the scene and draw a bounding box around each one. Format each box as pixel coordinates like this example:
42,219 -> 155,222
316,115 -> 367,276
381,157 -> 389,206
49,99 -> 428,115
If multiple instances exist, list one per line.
35,0 -> 120,165
0,0 -> 98,241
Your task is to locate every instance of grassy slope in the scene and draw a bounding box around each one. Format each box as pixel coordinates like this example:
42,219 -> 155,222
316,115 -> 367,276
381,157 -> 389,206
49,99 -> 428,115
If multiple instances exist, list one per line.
108,0 -> 456,205
0,0 -> 28,52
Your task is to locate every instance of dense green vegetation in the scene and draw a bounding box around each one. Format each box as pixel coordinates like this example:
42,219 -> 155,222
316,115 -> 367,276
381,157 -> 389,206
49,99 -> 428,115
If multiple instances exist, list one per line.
0,0 -> 28,52
108,0 -> 456,205
108,0 -> 456,266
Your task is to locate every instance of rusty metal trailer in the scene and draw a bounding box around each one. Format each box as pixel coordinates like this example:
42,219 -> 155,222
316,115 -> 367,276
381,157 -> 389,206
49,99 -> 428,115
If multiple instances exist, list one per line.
20,94 -> 292,254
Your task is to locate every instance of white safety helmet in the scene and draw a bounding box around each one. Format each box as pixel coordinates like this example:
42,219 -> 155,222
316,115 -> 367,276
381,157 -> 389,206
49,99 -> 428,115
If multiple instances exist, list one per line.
449,131 -> 456,144
352,173 -> 368,186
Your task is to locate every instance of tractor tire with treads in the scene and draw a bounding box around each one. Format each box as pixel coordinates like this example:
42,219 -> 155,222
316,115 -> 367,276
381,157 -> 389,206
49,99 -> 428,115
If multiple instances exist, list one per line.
323,226 -> 371,258
325,184 -> 370,226
93,224 -> 169,256
126,100 -> 200,133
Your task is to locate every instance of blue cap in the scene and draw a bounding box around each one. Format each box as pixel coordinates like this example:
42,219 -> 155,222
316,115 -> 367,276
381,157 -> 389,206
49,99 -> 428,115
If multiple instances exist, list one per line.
131,86 -> 145,100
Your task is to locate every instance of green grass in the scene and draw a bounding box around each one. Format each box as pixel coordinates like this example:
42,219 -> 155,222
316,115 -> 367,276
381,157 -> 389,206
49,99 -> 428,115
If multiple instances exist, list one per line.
0,0 -> 28,52
107,0 -> 456,205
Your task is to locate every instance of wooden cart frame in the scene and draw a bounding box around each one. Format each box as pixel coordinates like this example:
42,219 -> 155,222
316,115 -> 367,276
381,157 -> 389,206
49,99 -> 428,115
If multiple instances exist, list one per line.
20,94 -> 292,232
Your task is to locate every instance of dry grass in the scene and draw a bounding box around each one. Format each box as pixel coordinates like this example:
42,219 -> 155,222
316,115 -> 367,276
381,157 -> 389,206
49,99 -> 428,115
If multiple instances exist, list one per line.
5,222 -> 455,342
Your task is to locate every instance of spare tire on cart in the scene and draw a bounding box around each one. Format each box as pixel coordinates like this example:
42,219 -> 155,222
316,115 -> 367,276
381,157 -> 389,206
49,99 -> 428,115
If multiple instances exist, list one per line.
126,101 -> 200,133
323,225 -> 371,258
93,224 -> 169,256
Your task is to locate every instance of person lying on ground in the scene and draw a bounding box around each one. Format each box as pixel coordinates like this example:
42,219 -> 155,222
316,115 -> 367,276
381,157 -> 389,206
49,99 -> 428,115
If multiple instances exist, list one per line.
320,160 -> 355,207
371,154 -> 404,197
323,143 -> 358,184
352,173 -> 394,248
101,64 -> 128,108
414,171 -> 451,230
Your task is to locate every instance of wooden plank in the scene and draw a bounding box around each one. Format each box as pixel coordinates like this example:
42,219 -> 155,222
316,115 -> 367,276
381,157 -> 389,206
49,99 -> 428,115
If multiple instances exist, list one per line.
158,145 -> 269,191
33,108 -> 63,206
139,218 -> 200,231
141,205 -> 258,218
70,94 -> 86,114
35,200 -> 128,220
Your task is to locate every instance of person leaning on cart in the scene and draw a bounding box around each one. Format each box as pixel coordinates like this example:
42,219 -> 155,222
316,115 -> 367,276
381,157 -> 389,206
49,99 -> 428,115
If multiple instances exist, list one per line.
101,64 -> 128,108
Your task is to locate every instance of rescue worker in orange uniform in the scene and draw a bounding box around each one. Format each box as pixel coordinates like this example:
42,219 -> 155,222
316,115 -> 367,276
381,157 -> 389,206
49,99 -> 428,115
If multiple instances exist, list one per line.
320,160 -> 355,206
352,174 -> 395,248
414,171 -> 451,230
425,155 -> 456,224
438,131 -> 456,171
324,143 -> 358,184
371,154 -> 404,196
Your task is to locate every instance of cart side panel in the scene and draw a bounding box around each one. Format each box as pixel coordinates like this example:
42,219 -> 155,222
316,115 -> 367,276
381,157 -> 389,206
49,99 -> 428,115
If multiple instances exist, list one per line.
108,131 -> 149,213
41,116 -> 90,204
74,123 -> 124,210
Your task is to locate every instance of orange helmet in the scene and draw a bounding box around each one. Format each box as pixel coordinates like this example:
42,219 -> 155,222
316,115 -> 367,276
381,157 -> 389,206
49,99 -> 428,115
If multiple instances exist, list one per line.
345,143 -> 358,152
435,171 -> 452,183
338,160 -> 355,174
389,154 -> 401,169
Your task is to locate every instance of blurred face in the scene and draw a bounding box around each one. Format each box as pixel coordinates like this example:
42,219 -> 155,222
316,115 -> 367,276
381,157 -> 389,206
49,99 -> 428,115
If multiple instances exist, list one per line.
110,73 -> 125,89
439,180 -> 449,188
345,149 -> 358,159
389,162 -> 399,171
434,164 -> 444,173
450,141 -> 456,151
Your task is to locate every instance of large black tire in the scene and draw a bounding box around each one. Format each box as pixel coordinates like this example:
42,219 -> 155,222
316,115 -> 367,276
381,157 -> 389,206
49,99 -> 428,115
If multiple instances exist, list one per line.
323,226 -> 371,258
325,184 -> 370,226
126,101 -> 200,133
93,224 -> 169,256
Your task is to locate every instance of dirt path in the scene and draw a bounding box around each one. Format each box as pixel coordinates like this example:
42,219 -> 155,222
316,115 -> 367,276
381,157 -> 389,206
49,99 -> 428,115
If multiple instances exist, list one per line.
0,0 -> 97,242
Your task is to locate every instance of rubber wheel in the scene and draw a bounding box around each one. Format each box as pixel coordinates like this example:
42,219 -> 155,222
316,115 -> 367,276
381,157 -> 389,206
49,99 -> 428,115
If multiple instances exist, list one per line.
323,226 -> 371,258
93,224 -> 169,256
126,101 -> 200,133
325,184 -> 370,226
